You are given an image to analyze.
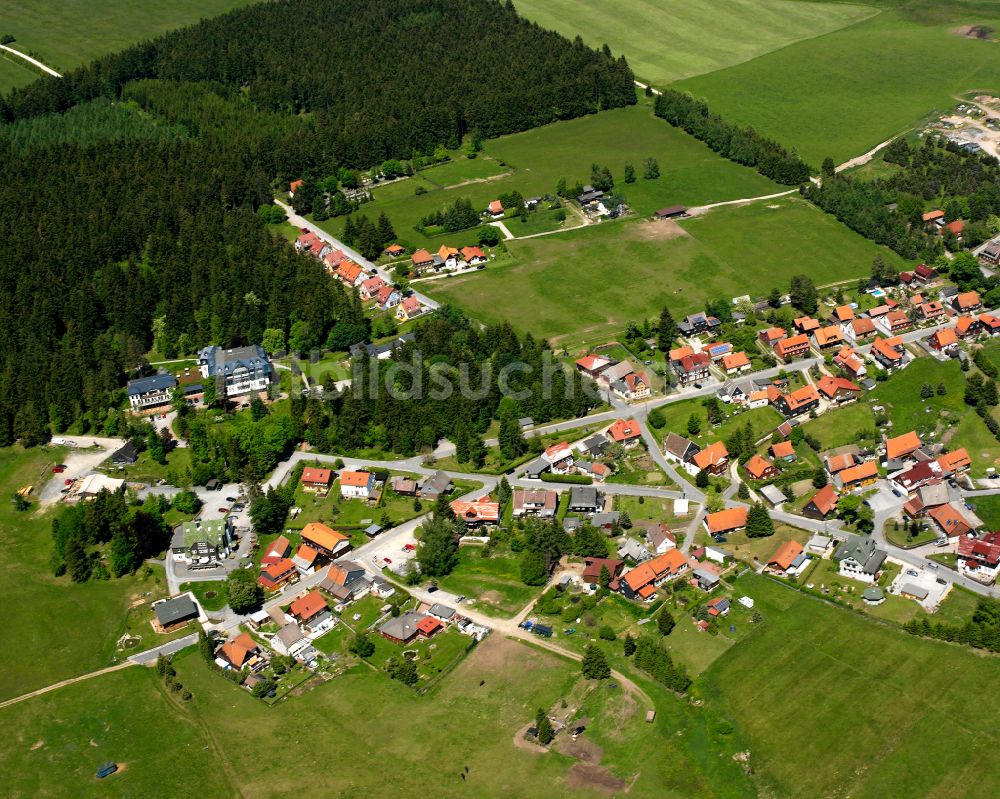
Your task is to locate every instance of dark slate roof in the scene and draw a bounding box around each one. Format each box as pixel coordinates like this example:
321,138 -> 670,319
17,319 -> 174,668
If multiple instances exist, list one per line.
154,595 -> 198,627
127,373 -> 177,396
199,345 -> 271,378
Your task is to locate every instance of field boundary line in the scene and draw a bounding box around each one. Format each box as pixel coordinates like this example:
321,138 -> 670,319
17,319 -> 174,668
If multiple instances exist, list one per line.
0,661 -> 134,710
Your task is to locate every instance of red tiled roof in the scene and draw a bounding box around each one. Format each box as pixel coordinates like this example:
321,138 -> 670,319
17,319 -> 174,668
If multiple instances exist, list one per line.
929,503 -> 974,537
692,441 -> 728,471
886,431 -> 921,460
807,484 -> 838,516
301,522 -> 348,552
623,550 -> 687,592
771,440 -> 795,459
774,334 -> 810,358
290,590 -> 327,620
782,385 -> 820,411
411,249 -> 433,265
417,615 -> 443,635
450,499 -> 500,522
575,354 -> 609,371
340,470 -> 372,487
956,291 -> 981,310
922,209 -> 944,222
768,540 -> 804,571
817,374 -> 860,398
839,461 -> 878,485
851,318 -> 876,337
722,351 -> 750,370
608,418 -> 642,442
931,327 -> 958,348
668,345 -> 694,361
745,454 -> 776,480
705,507 -> 748,534
936,448 -> 970,474
301,467 -> 332,486
220,632 -> 258,668
833,305 -> 855,322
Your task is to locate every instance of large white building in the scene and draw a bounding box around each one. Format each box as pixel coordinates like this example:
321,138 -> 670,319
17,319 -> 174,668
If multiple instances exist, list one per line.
198,345 -> 272,397
127,373 -> 177,411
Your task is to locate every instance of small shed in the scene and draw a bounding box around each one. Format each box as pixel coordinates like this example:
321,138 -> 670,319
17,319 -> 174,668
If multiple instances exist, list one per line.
654,205 -> 688,220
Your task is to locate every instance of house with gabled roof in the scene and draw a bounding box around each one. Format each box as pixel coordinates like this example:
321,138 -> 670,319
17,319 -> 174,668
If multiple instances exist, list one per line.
301,467 -> 333,495
745,454 -> 778,481
613,371 -> 650,401
766,540 -> 807,576
813,325 -> 844,350
830,305 -> 855,326
486,200 -> 504,218
794,316 -> 820,334
385,243 -> 406,258
512,489 -> 557,519
411,249 -> 434,271
692,441 -> 728,475
542,441 -> 574,474
722,351 -> 751,374
770,440 -> 796,461
958,532 -> 1000,583
396,295 -> 429,321
850,317 -> 877,341
804,484 -> 838,519
336,259 -> 365,287
289,590 -> 330,629
834,534 -> 886,583
775,385 -> 820,417
834,460 -> 878,490
258,557 -> 298,590
620,549 -> 688,600
705,506 -> 749,535
875,310 -> 913,337
885,431 -> 921,461
461,245 -> 487,264
918,300 -> 946,321
218,632 -> 265,671
871,337 -> 905,371
955,315 -> 980,340
663,432 -> 701,474
673,352 -> 711,385
301,522 -> 351,558
292,544 -> 320,576
833,346 -> 867,379
261,535 -> 291,566
451,499 -> 501,525
774,334 -> 811,362
816,375 -> 860,404
929,502 -> 979,538
127,373 -> 178,412
954,290 -> 982,313
608,418 -> 642,446
575,354 -> 613,378
319,560 -> 369,601
359,275 -> 387,301
936,447 -> 970,475
929,326 -> 958,352
340,470 -> 376,499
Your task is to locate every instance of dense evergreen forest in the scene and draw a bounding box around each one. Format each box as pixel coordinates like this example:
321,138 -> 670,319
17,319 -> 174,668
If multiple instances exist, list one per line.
804,135 -> 1000,260
0,0 -> 631,444
1,0 -> 636,168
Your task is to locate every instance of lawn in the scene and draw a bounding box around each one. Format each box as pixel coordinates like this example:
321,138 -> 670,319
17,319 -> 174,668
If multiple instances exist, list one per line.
0,445 -> 169,702
966,493 -> 1000,529
798,401 -> 878,451
314,94 -> 782,251
513,0 -> 877,85
437,545 -> 542,617
675,5 -> 1000,164
0,1 -> 255,78
179,579 -> 227,612
426,197 -> 906,347
655,397 -> 785,453
710,523 -> 811,565
289,475 -> 423,531
699,572 -> 1000,798
0,665 -> 235,798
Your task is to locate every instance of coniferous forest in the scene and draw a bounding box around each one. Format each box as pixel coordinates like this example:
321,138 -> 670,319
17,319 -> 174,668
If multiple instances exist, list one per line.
0,0 -> 633,444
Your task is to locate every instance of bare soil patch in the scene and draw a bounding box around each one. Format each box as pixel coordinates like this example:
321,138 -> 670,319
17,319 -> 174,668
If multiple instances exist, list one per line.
467,634 -> 540,674
30,740 -> 44,751
477,590 -> 504,606
566,762 -> 626,795
953,24 -> 996,41
556,736 -> 603,763
626,219 -> 687,242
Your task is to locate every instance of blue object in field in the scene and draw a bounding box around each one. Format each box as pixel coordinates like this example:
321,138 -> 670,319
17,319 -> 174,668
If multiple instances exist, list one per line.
520,620 -> 533,630
96,762 -> 118,779
532,624 -> 553,638
729,625 -> 736,633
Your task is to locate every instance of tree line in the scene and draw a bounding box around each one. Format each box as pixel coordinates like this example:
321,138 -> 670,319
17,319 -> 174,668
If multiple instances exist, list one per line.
653,89 -> 811,185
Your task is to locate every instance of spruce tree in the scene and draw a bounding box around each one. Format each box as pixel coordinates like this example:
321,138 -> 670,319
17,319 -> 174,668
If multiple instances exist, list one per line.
581,644 -> 611,679
746,502 -> 774,538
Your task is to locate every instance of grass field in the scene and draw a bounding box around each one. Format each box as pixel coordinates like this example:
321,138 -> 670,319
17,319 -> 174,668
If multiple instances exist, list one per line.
513,0 -> 876,84
437,545 -> 541,617
675,6 -> 1000,164
700,572 -> 1000,797
799,401 -> 878,450
426,197 -> 906,347
313,95 -> 782,250
0,665 -> 234,798
0,445 -> 165,702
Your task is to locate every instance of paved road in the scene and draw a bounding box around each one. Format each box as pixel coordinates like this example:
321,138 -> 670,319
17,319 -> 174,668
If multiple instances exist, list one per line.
129,633 -> 200,665
0,43 -> 61,77
275,199 -> 440,310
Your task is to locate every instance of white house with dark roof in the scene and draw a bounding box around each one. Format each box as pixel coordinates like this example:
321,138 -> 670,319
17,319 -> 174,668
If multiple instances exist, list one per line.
127,373 -> 178,411
198,344 -> 272,397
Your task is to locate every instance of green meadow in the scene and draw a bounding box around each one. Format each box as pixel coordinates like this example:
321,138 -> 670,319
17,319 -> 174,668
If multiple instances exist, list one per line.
313,95 -> 782,250
513,0 -> 877,84
701,573 -> 1000,798
425,197 -> 908,347
0,446 -> 168,702
676,5 -> 1000,164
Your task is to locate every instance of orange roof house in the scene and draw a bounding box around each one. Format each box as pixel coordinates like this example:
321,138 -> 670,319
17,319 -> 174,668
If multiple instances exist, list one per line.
851,318 -> 877,338
929,503 -> 975,538
608,418 -> 642,444
692,441 -> 729,474
937,448 -> 970,474
411,249 -> 433,268
705,506 -> 749,535
804,484 -> 839,518
922,209 -> 944,223
722,351 -> 751,372
417,615 -> 443,637
759,327 -> 787,345
813,326 -> 843,349
385,243 -> 406,256
621,549 -> 688,599
945,219 -> 965,237
930,327 -> 958,350
836,460 -> 878,489
668,345 -> 694,362
336,259 -> 364,285
956,291 -> 981,311
777,385 -> 821,416
955,315 -> 978,338
832,305 -> 855,323
450,499 -> 501,524
461,245 -> 486,262
262,534 -> 291,565
871,337 -> 904,366
300,522 -> 350,556
289,179 -> 304,196
437,244 -> 460,261
219,632 -> 260,669
290,590 -> 328,623
488,200 -> 504,215
745,454 -> 778,480
816,374 -> 860,400
770,440 -> 795,460
258,557 -> 297,590
301,467 -> 333,491
886,431 -> 921,460
774,334 -> 810,361
767,540 -> 804,574
794,316 -> 820,333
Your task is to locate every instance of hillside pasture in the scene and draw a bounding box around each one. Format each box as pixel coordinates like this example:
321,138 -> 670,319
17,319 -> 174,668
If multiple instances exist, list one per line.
512,0 -> 877,84
676,6 -> 1000,164
425,197 -> 906,347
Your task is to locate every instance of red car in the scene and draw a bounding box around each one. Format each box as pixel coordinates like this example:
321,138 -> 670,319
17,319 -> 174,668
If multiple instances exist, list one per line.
403,544 -> 415,552
64,478 -> 73,486
52,465 -> 65,474
217,507 -> 229,514
383,557 -> 392,565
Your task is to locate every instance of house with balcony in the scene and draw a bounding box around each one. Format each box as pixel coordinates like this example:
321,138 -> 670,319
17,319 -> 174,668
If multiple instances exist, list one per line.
198,344 -> 272,397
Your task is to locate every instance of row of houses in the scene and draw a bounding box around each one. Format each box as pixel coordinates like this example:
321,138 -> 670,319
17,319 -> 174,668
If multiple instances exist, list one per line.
575,354 -> 651,401
409,244 -> 488,275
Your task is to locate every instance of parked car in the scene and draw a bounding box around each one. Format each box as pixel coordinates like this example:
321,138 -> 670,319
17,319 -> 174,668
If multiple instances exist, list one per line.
64,478 -> 73,486
217,507 -> 229,514
52,465 -> 65,474
403,544 -> 415,552
926,562 -> 939,570
383,557 -> 392,564
906,569 -> 918,577
936,577 -> 947,585
225,496 -> 236,502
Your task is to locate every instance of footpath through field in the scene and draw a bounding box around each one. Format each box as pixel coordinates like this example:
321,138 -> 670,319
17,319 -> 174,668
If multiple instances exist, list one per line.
0,43 -> 61,77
